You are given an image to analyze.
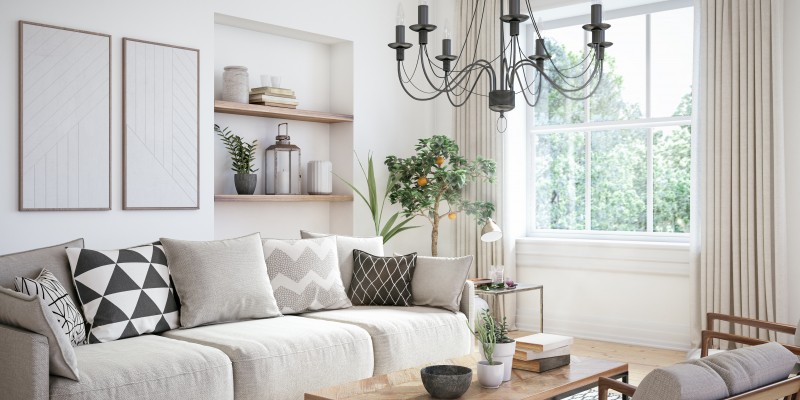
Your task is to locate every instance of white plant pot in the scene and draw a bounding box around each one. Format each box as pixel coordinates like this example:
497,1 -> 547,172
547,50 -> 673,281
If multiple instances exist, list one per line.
480,341 -> 516,381
477,360 -> 504,388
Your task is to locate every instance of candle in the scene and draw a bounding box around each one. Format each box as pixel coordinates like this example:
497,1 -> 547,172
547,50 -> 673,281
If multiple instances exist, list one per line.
277,169 -> 290,194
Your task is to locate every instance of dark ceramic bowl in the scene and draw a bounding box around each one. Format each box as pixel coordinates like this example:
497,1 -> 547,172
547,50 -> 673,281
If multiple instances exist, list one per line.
420,365 -> 472,399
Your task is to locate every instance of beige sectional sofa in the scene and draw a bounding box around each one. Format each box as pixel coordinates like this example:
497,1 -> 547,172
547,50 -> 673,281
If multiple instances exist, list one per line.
0,239 -> 475,400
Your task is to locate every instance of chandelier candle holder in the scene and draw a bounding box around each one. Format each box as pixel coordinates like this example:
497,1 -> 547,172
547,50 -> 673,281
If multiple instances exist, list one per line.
264,123 -> 302,195
389,0 -> 612,131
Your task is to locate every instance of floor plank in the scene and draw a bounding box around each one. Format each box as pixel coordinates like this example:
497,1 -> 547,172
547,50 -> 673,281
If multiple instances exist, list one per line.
508,331 -> 686,385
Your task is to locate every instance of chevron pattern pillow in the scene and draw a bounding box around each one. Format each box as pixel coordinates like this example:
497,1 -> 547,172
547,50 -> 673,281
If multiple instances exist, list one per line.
350,250 -> 417,306
262,236 -> 351,314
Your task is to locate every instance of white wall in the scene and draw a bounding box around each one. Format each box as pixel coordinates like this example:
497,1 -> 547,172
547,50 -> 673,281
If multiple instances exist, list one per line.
784,0 -> 800,325
0,0 -> 458,255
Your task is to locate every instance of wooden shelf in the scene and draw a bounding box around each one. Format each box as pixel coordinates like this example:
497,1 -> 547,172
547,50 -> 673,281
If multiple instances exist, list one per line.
214,194 -> 353,203
214,100 -> 353,123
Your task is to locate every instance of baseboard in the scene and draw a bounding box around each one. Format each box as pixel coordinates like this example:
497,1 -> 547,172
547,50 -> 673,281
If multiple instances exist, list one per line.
516,308 -> 691,351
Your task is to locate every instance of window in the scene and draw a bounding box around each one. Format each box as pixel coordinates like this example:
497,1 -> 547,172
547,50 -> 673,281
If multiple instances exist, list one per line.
528,5 -> 693,239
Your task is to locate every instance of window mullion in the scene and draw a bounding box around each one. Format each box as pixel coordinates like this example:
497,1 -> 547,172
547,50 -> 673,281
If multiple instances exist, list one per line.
585,131 -> 591,231
647,129 -> 654,233
646,13 -> 653,233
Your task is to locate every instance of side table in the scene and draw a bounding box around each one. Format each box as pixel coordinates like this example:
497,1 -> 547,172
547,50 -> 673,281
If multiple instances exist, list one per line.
475,283 -> 544,332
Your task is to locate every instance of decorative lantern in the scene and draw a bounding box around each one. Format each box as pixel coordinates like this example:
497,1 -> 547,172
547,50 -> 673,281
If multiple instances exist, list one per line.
264,123 -> 301,195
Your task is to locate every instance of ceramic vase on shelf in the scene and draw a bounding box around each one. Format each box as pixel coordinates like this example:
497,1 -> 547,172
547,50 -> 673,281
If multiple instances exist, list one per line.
307,161 -> 332,195
481,341 -> 516,381
222,66 -> 249,104
477,360 -> 504,388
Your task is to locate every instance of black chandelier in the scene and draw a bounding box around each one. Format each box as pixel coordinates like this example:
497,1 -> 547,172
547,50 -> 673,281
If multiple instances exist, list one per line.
389,0 -> 612,130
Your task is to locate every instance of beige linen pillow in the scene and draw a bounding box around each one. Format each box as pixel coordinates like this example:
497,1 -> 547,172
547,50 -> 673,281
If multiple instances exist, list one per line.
160,233 -> 281,328
299,231 -> 384,292
412,255 -> 473,312
0,288 -> 80,380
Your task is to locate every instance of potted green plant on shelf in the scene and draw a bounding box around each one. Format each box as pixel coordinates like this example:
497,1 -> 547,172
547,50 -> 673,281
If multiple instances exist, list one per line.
468,310 -> 506,388
478,312 -> 516,382
385,135 -> 496,256
215,124 -> 258,195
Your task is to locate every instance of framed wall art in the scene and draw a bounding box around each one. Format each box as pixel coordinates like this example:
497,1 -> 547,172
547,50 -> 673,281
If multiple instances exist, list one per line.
123,38 -> 199,210
19,21 -> 111,211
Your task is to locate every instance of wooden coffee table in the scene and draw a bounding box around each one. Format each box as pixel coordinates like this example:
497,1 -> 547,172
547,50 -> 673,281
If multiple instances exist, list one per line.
305,353 -> 628,400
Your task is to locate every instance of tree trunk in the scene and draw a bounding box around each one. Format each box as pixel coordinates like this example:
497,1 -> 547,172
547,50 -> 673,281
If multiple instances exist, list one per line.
431,213 -> 439,257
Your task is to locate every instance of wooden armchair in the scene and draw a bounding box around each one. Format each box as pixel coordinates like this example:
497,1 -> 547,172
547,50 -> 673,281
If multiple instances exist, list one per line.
598,313 -> 800,400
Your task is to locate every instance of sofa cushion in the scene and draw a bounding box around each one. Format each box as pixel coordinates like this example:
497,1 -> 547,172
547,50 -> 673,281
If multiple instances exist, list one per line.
162,315 -> 373,400
0,238 -> 84,307
0,288 -> 80,380
412,255 -> 473,312
699,342 -> 797,396
15,269 -> 87,346
262,237 -> 351,314
160,233 -> 282,328
50,335 -> 233,400
350,250 -> 416,306
300,231 -> 384,291
633,360 -> 729,400
66,245 -> 180,343
303,306 -> 471,375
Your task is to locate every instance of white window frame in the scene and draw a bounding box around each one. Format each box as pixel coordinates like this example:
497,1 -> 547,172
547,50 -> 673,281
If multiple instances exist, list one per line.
526,1 -> 693,243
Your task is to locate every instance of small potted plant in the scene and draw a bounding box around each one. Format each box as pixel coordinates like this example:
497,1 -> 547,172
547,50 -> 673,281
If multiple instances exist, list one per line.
215,124 -> 258,195
484,313 -> 516,382
468,310 -> 505,388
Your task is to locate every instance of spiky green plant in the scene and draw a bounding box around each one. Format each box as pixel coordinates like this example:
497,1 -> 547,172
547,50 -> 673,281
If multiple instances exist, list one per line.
215,124 -> 258,174
468,310 -> 499,364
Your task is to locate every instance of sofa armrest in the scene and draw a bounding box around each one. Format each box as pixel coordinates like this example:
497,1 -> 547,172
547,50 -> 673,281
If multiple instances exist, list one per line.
0,324 -> 49,399
460,281 -> 476,332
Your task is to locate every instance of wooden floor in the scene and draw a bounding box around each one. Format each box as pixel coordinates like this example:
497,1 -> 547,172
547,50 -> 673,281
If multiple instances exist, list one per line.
510,331 -> 686,385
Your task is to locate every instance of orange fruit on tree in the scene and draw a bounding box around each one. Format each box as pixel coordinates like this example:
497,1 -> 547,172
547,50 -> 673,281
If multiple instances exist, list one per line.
448,212 -> 457,220
417,176 -> 428,186
435,155 -> 445,166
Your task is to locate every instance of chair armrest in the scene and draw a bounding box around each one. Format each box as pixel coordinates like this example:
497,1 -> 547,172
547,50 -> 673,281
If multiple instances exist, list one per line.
0,323 -> 50,399
598,377 -> 637,400
700,329 -> 800,357
460,281 -> 476,332
706,313 -> 796,335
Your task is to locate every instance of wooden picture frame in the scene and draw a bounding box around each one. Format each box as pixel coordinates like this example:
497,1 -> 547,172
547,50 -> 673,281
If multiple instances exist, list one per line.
122,38 -> 200,210
19,21 -> 112,211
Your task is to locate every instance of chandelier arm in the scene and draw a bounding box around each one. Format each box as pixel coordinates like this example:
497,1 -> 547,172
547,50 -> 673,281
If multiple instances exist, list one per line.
427,40 -> 512,75
398,47 -> 424,84
524,0 -> 543,40
518,58 -> 599,95
512,58 -> 541,96
444,68 -> 493,107
401,62 -> 445,95
449,0 -> 484,73
545,48 -> 597,82
443,60 -> 497,93
516,68 -> 542,107
538,62 -> 605,101
397,62 -> 444,101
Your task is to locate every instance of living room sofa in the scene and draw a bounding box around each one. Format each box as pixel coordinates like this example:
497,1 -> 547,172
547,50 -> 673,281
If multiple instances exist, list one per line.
0,239 -> 476,400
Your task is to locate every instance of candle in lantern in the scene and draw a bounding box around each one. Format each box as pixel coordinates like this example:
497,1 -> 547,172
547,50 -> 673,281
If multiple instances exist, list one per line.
277,169 -> 290,194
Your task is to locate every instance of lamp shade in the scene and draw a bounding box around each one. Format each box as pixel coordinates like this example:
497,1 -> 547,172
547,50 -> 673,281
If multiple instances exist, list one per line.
480,218 -> 503,242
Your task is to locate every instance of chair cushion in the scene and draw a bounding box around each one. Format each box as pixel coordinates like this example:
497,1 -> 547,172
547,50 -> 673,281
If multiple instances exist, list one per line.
303,306 -> 471,375
50,335 -> 233,400
162,316 -> 373,400
0,239 -> 84,307
633,360 -> 729,400
699,342 -> 797,396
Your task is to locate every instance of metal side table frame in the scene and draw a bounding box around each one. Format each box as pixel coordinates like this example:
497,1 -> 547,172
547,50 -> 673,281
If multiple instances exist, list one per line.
474,283 -> 544,332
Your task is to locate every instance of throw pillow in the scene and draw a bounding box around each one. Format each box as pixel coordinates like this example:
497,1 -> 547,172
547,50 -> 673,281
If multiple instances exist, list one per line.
65,245 -> 179,343
0,238 -> 84,308
411,255 -> 473,312
14,269 -> 87,346
262,236 -> 351,314
350,250 -> 417,306
300,230 -> 384,292
0,288 -> 80,380
160,233 -> 282,328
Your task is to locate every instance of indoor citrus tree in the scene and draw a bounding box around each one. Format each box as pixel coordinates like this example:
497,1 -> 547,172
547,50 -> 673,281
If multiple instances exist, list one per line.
385,135 -> 496,256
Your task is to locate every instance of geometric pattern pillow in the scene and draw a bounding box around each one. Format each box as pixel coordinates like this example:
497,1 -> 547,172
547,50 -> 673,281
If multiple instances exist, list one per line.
350,250 -> 416,306
14,269 -> 87,346
65,245 -> 179,343
262,236 -> 351,314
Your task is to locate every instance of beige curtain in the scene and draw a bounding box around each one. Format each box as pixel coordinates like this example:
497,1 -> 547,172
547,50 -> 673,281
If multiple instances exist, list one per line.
692,0 -> 787,346
454,0 -> 516,330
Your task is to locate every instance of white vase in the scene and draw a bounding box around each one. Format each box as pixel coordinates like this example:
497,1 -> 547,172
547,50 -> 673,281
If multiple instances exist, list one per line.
307,161 -> 332,194
222,66 -> 249,103
480,341 -> 516,381
477,360 -> 504,388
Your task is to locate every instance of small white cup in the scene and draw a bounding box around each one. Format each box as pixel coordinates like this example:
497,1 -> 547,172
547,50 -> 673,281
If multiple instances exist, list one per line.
271,76 -> 283,88
260,74 -> 272,87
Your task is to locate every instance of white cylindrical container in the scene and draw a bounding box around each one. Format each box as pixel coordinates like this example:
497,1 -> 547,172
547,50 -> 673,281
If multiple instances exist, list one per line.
307,161 -> 332,195
222,66 -> 249,103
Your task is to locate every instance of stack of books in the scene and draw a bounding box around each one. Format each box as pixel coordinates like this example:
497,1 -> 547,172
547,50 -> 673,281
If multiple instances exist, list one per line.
249,86 -> 299,109
467,277 -> 492,286
512,333 -> 573,372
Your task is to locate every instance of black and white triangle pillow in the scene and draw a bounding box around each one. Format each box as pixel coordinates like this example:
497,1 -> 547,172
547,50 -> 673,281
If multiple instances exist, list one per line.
66,245 -> 179,344
14,269 -> 87,346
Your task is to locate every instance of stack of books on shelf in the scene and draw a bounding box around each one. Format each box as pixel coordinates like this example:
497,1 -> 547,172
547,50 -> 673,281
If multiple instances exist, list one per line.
512,333 -> 573,373
249,86 -> 299,109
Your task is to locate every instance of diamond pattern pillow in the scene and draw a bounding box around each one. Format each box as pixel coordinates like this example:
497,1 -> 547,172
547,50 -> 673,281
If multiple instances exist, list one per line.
350,250 -> 417,306
14,269 -> 86,346
66,245 -> 179,343
262,236 -> 351,314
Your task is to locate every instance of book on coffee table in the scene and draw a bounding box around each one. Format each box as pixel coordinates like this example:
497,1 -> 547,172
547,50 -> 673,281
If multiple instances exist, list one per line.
512,354 -> 571,372
514,344 -> 571,361
515,333 -> 574,352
